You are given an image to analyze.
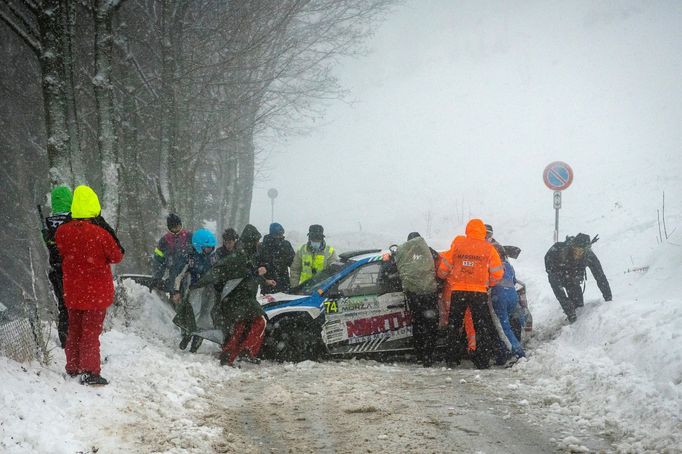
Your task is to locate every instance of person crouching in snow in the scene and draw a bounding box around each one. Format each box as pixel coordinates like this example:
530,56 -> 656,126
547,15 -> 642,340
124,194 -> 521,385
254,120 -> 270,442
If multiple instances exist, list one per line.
195,224 -> 268,366
56,185 -> 124,386
544,233 -> 612,323
490,248 -> 525,364
172,228 -> 217,353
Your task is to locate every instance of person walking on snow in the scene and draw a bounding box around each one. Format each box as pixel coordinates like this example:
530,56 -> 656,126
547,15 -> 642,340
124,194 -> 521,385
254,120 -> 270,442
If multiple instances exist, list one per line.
151,213 -> 192,301
545,233 -> 611,323
259,222 -> 295,294
56,185 -> 124,386
42,186 -> 73,348
290,224 -> 337,287
438,219 -> 504,369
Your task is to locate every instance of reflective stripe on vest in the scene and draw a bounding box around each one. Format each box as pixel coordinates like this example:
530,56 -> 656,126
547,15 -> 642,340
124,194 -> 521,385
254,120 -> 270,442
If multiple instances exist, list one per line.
299,245 -> 334,284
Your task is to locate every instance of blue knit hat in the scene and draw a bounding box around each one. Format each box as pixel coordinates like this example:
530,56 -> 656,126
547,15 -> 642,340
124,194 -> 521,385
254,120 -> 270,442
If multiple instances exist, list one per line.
269,222 -> 285,237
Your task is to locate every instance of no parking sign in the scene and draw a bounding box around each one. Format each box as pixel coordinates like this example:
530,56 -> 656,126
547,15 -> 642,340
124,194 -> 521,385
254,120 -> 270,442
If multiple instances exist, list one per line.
543,161 -> 573,243
543,161 -> 573,191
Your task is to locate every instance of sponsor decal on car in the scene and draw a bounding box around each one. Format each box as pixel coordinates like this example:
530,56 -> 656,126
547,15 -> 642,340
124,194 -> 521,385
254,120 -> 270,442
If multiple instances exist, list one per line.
347,326 -> 413,345
346,312 -> 412,338
338,296 -> 379,312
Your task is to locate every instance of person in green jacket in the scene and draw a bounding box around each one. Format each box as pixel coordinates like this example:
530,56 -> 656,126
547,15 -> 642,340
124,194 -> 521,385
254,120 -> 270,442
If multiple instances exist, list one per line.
195,224 -> 268,366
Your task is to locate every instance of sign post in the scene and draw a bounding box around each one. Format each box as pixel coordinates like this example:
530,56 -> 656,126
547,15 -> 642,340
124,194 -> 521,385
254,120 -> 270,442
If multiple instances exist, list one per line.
267,188 -> 278,224
543,161 -> 573,243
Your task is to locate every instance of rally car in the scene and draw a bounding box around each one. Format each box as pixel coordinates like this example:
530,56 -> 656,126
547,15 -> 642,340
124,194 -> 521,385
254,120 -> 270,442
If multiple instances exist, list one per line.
115,249 -> 531,363
258,249 -> 532,362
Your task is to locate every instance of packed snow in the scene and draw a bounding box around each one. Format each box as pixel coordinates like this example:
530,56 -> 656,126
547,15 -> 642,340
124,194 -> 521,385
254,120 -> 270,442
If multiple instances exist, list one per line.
1,177 -> 680,452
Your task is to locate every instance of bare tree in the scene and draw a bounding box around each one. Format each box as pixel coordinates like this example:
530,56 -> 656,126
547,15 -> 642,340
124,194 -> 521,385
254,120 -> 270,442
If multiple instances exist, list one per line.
0,0 -> 75,185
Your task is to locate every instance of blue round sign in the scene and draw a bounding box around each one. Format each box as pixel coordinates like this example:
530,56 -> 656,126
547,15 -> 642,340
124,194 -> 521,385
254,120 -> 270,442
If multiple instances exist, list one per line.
543,161 -> 573,191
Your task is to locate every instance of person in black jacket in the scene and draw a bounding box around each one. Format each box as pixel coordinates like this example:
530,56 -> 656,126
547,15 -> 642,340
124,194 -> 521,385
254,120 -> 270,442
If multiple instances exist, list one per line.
258,223 -> 295,294
545,233 -> 612,323
194,224 -> 268,366
42,186 -> 73,348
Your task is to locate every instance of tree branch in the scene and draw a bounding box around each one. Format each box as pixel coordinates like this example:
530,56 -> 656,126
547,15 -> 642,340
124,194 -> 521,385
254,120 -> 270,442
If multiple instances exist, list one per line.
2,0 -> 39,40
0,6 -> 41,55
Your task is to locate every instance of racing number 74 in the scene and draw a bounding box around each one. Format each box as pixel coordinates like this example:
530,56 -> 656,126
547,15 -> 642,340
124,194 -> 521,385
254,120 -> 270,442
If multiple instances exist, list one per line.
324,300 -> 338,313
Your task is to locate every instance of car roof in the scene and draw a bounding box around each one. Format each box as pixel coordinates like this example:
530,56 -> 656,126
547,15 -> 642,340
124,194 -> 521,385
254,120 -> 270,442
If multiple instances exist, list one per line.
346,250 -> 387,263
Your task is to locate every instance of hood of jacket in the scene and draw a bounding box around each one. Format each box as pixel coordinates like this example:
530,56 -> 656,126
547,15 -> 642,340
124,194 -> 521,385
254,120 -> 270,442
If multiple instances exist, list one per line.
465,219 -> 487,240
238,224 -> 261,257
240,224 -> 262,245
51,186 -> 73,214
71,185 -> 101,219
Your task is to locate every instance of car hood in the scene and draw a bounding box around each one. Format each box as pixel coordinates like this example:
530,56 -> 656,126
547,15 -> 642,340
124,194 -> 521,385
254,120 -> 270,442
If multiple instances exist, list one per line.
258,292 -> 310,307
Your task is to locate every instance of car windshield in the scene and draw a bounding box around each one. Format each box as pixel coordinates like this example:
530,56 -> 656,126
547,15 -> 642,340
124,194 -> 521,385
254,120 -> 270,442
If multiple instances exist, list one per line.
291,262 -> 349,295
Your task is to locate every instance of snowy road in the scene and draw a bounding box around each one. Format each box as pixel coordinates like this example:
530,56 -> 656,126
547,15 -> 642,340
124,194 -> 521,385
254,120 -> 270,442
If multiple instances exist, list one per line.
106,355 -> 610,454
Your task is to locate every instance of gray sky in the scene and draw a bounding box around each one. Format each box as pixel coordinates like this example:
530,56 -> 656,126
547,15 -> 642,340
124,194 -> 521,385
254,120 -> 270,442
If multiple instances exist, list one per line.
250,0 -> 682,243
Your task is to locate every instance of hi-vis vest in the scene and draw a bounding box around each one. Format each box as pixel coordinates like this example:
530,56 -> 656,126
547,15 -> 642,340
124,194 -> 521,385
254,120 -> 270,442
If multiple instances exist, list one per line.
298,244 -> 335,284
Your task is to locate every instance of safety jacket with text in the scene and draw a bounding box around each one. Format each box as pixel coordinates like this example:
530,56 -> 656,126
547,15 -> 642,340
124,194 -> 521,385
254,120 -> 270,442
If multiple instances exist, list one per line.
437,219 -> 504,293
290,242 -> 337,286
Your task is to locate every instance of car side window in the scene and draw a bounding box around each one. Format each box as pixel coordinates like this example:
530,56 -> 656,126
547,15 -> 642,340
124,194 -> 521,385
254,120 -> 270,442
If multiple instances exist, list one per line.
337,262 -> 382,296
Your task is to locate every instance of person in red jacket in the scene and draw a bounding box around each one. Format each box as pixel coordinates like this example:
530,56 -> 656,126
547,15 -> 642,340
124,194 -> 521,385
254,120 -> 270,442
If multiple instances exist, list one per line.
438,219 -> 504,369
56,185 -> 124,386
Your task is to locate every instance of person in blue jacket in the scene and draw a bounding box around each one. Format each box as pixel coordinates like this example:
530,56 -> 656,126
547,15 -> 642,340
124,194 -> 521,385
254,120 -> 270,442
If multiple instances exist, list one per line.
172,228 -> 217,352
490,248 -> 525,364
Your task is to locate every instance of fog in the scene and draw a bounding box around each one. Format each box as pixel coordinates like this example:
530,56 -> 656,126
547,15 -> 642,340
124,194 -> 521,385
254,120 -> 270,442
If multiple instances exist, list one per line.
249,0 -> 682,244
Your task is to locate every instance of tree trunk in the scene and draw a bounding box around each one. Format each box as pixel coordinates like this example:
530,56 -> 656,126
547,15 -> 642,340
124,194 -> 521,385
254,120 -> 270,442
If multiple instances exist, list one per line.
37,0 -> 73,187
158,0 -> 186,214
61,0 -> 84,183
93,0 -> 120,227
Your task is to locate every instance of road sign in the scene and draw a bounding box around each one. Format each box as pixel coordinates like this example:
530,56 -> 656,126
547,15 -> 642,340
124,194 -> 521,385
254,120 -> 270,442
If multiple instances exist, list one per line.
543,161 -> 573,191
267,188 -> 278,223
553,191 -> 561,209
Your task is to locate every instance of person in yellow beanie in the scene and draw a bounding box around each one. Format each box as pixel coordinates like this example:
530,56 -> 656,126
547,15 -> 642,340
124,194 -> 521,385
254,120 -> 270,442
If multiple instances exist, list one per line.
56,185 -> 124,386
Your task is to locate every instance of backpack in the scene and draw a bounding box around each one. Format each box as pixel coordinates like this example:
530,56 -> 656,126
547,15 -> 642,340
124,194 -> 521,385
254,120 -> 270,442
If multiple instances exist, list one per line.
394,237 -> 438,295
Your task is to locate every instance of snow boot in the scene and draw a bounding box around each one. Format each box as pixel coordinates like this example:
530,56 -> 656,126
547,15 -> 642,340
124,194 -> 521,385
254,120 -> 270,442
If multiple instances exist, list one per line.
80,373 -> 109,386
237,352 -> 261,365
179,335 -> 192,350
219,351 -> 232,367
189,336 -> 203,353
567,314 -> 577,324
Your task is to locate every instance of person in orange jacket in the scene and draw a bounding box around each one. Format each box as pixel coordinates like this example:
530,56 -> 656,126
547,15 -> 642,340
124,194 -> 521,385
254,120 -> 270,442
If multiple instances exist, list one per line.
438,219 -> 504,369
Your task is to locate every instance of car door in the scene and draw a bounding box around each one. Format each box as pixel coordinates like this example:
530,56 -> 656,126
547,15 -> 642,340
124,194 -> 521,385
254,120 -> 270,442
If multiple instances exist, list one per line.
321,261 -> 413,355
